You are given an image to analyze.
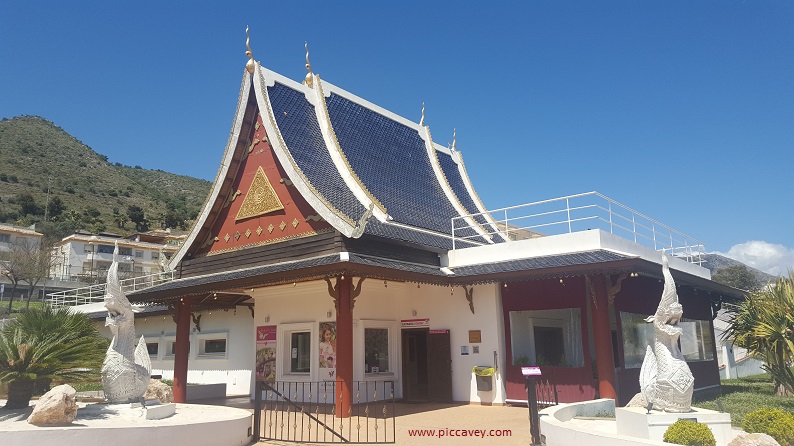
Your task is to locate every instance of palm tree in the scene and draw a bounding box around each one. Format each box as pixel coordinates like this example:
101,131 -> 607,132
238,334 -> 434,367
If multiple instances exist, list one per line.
0,306 -> 107,409
723,271 -> 794,396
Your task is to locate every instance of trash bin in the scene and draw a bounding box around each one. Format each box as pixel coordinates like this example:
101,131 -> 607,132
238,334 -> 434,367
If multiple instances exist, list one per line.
472,366 -> 495,391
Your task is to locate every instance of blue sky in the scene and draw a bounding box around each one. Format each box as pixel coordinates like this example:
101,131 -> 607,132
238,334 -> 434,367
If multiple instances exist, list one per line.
2,1 -> 793,274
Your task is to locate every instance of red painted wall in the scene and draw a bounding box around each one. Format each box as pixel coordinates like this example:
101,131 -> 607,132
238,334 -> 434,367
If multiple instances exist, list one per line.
501,278 -> 596,403
203,113 -> 331,256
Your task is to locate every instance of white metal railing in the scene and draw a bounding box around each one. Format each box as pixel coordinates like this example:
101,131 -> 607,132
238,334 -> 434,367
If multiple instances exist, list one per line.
46,270 -> 176,309
451,191 -> 706,265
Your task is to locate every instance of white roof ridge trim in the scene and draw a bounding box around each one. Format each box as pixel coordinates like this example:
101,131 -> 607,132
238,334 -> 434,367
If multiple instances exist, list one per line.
255,63 -> 357,237
310,74 -> 389,223
420,125 -> 492,242
452,150 -> 510,243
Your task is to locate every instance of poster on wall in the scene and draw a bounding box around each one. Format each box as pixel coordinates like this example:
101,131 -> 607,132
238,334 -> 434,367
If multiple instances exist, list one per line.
256,325 -> 277,383
319,321 -> 336,381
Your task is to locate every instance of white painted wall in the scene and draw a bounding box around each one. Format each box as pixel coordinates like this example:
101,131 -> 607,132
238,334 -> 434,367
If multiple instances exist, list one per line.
96,309 -> 254,395
252,279 -> 506,404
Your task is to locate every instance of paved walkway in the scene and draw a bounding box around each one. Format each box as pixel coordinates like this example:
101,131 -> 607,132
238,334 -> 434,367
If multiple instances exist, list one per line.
195,397 -> 533,446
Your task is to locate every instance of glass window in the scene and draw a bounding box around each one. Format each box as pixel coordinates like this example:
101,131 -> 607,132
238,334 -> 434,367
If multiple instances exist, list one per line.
201,338 -> 227,355
84,244 -> 94,253
169,341 -> 190,356
98,244 -> 114,254
0,234 -> 10,243
290,332 -> 311,373
509,308 -> 584,367
151,252 -> 160,260
680,318 -> 715,362
118,247 -> 132,256
365,328 -> 389,373
146,342 -> 159,357
620,312 -> 655,368
620,313 -> 715,368
135,251 -> 144,258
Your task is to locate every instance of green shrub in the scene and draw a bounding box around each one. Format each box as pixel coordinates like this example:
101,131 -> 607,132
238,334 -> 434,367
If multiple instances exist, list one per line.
742,408 -> 794,446
663,419 -> 716,446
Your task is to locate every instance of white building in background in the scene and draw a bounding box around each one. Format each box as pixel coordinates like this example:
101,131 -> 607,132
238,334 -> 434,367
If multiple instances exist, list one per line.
0,222 -> 43,255
0,223 -> 44,300
713,311 -> 766,379
50,229 -> 185,282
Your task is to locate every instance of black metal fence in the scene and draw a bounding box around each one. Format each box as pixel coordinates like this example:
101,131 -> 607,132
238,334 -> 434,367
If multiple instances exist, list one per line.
534,378 -> 559,408
253,380 -> 396,444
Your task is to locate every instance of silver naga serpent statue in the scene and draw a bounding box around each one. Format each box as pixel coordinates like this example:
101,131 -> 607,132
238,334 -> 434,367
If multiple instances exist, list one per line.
101,242 -> 152,403
639,254 -> 694,412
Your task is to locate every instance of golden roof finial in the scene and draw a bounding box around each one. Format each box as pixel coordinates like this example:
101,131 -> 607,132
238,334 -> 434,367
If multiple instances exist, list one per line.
245,26 -> 256,74
303,42 -> 314,88
420,102 -> 425,126
451,128 -> 457,151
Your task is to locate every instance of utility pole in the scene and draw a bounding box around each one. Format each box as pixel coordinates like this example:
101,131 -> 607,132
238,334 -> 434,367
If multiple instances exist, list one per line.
44,176 -> 52,222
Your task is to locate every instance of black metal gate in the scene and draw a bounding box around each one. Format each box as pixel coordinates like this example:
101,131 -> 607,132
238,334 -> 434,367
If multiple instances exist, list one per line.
253,380 -> 395,443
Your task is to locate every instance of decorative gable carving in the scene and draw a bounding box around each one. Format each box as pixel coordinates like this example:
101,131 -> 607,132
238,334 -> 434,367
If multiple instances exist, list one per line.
235,166 -> 284,221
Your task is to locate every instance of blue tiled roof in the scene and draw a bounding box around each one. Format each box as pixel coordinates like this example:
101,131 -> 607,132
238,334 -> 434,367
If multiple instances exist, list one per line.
436,151 -> 503,240
267,82 -> 366,221
325,93 -> 482,242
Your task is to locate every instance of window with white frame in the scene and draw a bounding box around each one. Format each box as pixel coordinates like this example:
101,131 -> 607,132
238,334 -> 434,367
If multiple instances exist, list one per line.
151,251 -> 160,260
361,320 -> 396,375
135,250 -> 143,258
146,340 -> 160,358
280,323 -> 314,377
165,336 -> 190,357
364,329 -> 389,373
197,332 -> 228,358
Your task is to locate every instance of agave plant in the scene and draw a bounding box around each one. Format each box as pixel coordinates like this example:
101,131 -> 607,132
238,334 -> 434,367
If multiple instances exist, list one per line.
0,306 -> 107,409
723,271 -> 794,396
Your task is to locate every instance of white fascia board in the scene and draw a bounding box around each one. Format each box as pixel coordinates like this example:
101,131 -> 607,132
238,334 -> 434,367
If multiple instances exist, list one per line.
442,229 -> 710,279
170,70 -> 252,269
255,64 -> 356,237
309,74 -> 389,223
421,127 -> 491,241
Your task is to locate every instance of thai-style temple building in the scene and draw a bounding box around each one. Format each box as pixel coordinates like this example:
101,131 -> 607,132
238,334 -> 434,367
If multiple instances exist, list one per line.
104,36 -> 742,408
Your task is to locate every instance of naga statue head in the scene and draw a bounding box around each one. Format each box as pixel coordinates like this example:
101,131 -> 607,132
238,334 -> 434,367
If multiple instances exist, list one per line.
104,241 -> 141,331
645,254 -> 683,333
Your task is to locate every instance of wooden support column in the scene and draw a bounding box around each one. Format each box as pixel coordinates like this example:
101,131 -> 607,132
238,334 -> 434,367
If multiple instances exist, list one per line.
589,275 -> 617,401
173,297 -> 192,404
335,275 -> 353,418
325,275 -> 364,419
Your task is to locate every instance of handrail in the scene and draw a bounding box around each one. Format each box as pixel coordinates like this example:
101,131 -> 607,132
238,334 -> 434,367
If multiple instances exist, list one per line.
45,270 -> 176,308
451,191 -> 706,265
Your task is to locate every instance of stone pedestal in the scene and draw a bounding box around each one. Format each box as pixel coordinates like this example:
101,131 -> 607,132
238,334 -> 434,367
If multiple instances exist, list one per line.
616,406 -> 732,446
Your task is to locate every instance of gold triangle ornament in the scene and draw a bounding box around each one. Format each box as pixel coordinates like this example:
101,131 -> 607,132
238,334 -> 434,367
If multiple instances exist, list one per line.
235,166 -> 285,221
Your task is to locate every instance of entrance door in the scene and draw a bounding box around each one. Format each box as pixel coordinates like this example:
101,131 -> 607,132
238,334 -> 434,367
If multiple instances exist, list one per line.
427,330 -> 452,402
401,329 -> 428,401
401,328 -> 453,402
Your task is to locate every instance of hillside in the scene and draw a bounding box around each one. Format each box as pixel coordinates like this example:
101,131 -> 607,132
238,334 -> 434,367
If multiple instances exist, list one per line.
0,116 -> 212,241
702,253 -> 777,286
